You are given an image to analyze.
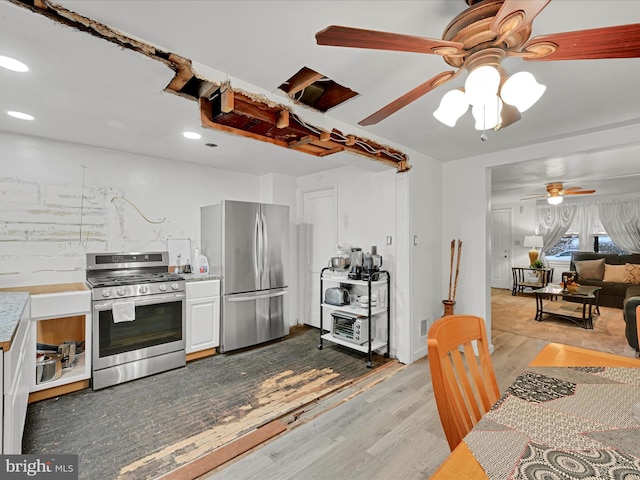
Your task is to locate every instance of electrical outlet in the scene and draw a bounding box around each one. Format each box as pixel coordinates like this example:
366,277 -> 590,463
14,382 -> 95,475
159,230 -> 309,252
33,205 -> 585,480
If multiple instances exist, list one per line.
386,235 -> 392,245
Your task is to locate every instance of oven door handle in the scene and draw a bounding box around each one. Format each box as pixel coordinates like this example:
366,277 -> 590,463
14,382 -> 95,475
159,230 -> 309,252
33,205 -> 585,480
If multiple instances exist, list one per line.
93,292 -> 186,310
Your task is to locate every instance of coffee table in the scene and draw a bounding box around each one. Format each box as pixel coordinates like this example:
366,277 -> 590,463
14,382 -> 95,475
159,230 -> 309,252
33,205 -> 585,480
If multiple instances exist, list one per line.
533,285 -> 601,329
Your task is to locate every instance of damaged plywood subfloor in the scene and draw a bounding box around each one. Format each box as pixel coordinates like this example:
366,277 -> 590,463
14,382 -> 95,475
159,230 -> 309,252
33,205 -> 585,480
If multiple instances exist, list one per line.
157,361 -> 405,480
23,327 -> 392,480
11,0 -> 411,172
118,368 -> 340,478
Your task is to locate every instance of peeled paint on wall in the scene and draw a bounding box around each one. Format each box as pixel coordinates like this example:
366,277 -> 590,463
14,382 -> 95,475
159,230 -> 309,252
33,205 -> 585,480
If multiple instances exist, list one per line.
0,175 -> 183,285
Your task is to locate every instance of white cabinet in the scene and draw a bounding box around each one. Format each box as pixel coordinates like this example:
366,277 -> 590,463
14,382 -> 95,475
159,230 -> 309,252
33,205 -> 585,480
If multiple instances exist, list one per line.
186,280 -> 220,354
30,287 -> 92,394
4,297 -> 31,453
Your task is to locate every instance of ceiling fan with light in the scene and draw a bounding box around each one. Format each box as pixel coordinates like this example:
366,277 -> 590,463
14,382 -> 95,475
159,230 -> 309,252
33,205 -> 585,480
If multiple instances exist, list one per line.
523,182 -> 596,204
315,0 -> 640,132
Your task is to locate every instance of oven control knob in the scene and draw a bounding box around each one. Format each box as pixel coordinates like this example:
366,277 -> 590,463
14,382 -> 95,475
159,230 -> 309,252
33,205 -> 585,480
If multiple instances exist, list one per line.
171,282 -> 179,290
139,285 -> 148,294
102,289 -> 112,298
117,288 -> 126,296
159,284 -> 167,292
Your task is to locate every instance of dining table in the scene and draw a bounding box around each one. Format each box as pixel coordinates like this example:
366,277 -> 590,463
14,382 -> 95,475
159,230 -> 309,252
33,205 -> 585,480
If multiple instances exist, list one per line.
430,343 -> 640,479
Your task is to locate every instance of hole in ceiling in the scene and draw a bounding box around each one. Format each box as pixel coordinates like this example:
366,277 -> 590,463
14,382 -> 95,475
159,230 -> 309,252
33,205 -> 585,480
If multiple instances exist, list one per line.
279,67 -> 358,112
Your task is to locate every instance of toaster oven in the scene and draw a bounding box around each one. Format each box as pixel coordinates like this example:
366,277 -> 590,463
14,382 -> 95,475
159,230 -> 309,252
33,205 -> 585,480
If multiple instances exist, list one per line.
331,312 -> 369,344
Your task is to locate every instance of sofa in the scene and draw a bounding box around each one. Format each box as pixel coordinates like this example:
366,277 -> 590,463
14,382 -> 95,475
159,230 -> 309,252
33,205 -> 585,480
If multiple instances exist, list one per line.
623,286 -> 640,354
566,252 -> 640,308
565,252 -> 640,355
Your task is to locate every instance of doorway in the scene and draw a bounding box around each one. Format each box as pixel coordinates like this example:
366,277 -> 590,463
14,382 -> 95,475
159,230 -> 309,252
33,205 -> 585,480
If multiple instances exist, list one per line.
298,185 -> 337,327
490,209 -> 511,289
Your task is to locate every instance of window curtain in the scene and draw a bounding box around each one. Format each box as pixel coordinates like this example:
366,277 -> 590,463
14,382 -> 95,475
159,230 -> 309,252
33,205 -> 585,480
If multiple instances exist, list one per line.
575,202 -> 599,252
597,199 -> 640,253
536,204 -> 576,258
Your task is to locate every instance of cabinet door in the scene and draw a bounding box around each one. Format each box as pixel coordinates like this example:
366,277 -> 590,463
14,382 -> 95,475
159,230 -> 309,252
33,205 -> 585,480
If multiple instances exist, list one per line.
4,303 -> 31,454
186,297 -> 220,353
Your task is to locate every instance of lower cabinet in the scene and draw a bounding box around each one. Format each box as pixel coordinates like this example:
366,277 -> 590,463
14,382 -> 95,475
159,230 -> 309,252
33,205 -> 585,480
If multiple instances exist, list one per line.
3,297 -> 31,453
186,280 -> 220,355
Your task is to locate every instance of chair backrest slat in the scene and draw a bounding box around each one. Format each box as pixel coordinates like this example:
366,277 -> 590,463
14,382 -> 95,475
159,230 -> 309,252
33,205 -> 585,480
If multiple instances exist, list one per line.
427,314 -> 500,451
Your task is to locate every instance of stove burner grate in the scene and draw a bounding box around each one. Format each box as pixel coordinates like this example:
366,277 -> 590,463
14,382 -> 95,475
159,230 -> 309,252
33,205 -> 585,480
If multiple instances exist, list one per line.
87,273 -> 184,288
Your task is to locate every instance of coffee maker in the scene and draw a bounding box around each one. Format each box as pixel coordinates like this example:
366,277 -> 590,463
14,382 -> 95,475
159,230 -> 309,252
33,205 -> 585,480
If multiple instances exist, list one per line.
361,246 -> 382,281
348,247 -> 363,280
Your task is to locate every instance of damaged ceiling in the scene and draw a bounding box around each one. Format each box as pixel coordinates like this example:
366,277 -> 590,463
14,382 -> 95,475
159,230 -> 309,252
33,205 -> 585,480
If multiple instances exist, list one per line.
2,0 -> 640,190
8,0 -> 409,172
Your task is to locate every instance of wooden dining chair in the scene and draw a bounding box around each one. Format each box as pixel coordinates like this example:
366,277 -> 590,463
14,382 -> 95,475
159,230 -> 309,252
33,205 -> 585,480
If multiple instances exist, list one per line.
427,314 -> 500,451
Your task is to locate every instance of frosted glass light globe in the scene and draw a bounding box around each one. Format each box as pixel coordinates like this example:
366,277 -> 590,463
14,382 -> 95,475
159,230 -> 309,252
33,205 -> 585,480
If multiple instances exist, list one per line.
465,66 -> 500,106
471,96 -> 503,130
433,89 -> 469,127
501,71 -> 546,112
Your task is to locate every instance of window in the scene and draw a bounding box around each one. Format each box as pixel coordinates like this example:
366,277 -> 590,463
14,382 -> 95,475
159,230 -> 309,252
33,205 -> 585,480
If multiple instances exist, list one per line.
594,235 -> 626,254
546,233 -> 626,261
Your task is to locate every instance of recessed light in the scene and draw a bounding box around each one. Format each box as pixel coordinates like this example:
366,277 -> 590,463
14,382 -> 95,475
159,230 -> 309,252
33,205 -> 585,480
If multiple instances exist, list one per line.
183,131 -> 201,140
7,111 -> 34,121
0,55 -> 29,72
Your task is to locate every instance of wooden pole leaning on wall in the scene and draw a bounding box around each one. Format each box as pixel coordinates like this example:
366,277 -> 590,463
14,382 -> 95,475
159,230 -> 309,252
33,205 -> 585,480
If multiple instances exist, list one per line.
442,239 -> 462,316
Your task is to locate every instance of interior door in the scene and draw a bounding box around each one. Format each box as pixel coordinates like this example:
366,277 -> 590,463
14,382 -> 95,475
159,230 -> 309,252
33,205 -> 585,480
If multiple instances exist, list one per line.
300,187 -> 336,328
491,209 -> 512,289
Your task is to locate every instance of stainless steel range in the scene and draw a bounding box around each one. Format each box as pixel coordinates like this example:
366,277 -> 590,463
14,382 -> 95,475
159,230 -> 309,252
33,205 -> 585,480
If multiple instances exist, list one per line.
86,251 -> 186,390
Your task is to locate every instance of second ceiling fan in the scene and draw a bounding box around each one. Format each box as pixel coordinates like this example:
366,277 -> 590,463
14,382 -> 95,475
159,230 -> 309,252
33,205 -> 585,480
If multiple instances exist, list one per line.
523,182 -> 596,204
315,0 -> 640,130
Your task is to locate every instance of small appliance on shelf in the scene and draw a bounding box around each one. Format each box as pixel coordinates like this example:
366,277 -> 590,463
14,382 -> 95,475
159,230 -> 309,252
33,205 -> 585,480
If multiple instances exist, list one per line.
362,246 -> 383,281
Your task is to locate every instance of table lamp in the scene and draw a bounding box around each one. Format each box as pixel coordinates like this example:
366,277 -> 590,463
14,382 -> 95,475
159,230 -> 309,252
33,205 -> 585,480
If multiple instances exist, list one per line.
523,235 -> 543,266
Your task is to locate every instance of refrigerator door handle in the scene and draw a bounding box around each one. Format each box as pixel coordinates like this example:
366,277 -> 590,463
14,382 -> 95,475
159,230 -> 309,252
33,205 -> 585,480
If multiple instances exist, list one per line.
261,209 -> 268,285
227,288 -> 288,302
254,210 -> 261,283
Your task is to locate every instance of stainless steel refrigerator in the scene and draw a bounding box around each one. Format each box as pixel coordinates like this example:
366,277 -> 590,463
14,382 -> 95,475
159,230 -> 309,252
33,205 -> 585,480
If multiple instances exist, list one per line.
201,200 -> 289,352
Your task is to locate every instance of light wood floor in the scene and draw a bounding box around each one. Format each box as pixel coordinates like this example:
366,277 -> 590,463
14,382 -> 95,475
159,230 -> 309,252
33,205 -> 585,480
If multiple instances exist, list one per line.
202,299 -> 552,480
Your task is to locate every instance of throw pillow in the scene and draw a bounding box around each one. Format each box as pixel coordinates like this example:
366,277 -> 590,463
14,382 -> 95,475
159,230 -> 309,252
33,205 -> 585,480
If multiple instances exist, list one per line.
603,264 -> 628,283
574,258 -> 605,281
626,263 -> 640,284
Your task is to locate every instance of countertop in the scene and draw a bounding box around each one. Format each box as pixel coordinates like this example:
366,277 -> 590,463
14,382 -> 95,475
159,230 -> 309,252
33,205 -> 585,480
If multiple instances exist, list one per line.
181,273 -> 221,282
0,292 -> 29,351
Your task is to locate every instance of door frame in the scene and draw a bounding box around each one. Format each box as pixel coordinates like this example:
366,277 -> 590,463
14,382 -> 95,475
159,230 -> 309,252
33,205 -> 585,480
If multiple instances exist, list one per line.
296,182 -> 338,327
490,208 -> 512,289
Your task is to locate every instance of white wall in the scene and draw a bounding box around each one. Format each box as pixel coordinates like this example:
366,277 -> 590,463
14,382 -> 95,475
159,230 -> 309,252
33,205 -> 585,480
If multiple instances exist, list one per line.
409,156 -> 443,362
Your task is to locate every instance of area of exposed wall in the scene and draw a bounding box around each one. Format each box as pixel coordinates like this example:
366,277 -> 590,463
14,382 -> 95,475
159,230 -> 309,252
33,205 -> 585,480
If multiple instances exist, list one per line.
0,131 -> 263,288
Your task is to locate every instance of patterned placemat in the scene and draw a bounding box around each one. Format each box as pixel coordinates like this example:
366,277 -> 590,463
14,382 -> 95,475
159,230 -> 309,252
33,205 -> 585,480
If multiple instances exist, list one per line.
464,367 -> 640,479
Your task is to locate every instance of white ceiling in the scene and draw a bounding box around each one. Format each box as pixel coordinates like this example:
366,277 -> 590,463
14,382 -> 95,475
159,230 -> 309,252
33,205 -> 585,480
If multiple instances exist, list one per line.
1,0 -> 640,197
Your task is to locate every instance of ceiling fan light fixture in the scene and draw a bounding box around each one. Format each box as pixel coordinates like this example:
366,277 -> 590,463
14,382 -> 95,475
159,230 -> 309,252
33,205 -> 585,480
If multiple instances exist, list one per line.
501,71 -> 546,112
471,96 -> 502,131
433,89 -> 469,127
464,65 -> 500,106
547,195 -> 563,205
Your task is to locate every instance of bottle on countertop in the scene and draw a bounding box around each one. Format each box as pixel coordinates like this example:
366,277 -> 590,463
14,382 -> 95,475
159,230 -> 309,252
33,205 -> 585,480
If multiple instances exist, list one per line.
193,247 -> 209,274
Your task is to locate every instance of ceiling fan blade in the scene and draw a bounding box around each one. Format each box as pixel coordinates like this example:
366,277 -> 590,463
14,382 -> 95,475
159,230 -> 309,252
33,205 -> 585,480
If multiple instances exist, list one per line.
490,0 -> 551,36
563,190 -> 596,195
316,26 -> 463,55
521,195 -> 548,200
562,186 -> 582,192
359,70 -> 458,126
523,24 -> 640,61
